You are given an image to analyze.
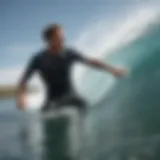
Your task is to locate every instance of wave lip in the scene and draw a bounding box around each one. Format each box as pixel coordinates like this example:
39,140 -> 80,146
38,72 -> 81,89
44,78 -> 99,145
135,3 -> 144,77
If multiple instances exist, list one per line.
72,6 -> 160,104
74,7 -> 160,57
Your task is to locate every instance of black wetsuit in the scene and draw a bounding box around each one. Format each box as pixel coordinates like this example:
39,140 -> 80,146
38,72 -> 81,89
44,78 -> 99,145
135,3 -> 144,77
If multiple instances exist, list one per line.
21,48 -> 87,113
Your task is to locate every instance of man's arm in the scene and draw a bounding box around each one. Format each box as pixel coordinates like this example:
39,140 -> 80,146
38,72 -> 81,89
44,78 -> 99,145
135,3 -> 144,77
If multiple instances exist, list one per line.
85,58 -> 126,77
17,55 -> 38,110
70,48 -> 126,77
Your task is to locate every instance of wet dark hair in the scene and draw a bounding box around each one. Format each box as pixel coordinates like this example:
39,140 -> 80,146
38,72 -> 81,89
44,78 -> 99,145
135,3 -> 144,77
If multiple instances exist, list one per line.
42,24 -> 62,42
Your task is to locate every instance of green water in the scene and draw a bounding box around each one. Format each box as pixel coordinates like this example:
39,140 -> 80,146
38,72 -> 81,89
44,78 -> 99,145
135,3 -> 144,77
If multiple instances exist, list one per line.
1,50 -> 160,160
1,19 -> 160,160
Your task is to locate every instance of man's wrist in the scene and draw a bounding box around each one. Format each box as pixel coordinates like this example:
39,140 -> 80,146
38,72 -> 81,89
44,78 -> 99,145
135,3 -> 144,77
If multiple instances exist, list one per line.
105,65 -> 115,74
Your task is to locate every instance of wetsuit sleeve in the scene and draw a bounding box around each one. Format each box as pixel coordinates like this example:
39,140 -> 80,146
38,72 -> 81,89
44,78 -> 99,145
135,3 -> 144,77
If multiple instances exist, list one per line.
20,55 -> 38,84
69,48 -> 88,63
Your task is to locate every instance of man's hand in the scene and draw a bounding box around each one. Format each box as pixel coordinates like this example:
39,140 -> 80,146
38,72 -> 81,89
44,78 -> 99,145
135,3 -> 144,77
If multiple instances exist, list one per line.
17,93 -> 27,110
111,67 -> 126,77
17,94 -> 26,110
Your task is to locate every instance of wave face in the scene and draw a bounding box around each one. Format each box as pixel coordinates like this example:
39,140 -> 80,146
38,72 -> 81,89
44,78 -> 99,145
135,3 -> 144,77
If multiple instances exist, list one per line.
84,15 -> 160,160
24,6 -> 160,160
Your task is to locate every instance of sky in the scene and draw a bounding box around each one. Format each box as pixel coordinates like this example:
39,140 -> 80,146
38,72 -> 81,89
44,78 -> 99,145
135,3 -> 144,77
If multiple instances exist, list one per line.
0,0 -> 159,85
0,0 -> 141,68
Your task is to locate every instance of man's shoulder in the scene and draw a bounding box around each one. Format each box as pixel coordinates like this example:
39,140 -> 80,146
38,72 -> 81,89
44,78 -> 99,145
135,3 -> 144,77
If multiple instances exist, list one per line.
33,49 -> 47,60
65,47 -> 76,52
64,47 -> 78,56
64,47 -> 86,62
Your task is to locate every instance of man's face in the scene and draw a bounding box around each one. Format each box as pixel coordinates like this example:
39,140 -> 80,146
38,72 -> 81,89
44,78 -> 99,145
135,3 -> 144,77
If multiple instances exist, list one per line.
49,28 -> 65,49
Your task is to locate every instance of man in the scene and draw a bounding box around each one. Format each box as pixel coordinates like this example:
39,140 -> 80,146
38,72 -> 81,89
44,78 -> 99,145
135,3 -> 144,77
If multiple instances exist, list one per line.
17,24 -> 126,113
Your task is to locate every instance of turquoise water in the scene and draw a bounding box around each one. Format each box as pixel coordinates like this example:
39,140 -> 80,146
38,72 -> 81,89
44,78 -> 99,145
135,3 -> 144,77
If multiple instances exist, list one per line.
86,21 -> 160,160
0,21 -> 160,160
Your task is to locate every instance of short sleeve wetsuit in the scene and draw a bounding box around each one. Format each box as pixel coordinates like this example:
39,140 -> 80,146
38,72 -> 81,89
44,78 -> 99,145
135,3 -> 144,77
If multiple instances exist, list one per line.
20,48 -> 87,112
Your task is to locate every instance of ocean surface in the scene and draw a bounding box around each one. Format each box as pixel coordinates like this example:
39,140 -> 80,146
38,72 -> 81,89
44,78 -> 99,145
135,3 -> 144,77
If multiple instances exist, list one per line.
0,12 -> 160,160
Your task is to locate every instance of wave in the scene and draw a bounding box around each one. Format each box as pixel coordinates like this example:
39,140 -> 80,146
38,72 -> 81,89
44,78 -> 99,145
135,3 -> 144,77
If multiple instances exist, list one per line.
27,6 -> 160,111
16,4 -> 160,160
85,9 -> 160,160
74,7 -> 160,105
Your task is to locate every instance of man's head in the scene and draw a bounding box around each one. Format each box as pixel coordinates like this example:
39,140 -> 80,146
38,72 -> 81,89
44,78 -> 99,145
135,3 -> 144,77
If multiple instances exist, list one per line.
43,24 -> 64,51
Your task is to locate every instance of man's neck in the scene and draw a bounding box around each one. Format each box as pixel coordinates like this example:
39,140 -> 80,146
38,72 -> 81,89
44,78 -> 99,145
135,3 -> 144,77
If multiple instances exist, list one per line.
48,46 -> 63,54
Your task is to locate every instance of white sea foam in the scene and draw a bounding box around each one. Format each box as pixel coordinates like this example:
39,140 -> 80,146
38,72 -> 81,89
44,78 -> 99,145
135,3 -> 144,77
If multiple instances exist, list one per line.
72,6 -> 160,84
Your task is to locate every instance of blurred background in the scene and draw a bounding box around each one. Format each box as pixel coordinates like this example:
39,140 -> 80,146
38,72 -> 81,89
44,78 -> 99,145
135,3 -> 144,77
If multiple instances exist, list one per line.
0,0 -> 160,160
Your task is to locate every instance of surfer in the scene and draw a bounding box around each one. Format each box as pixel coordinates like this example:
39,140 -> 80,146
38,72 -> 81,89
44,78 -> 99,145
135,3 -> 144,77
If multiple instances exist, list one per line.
17,24 -> 126,113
